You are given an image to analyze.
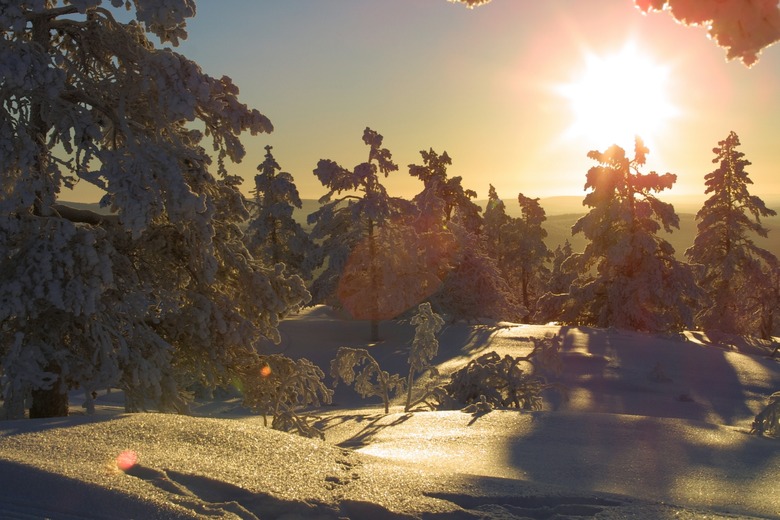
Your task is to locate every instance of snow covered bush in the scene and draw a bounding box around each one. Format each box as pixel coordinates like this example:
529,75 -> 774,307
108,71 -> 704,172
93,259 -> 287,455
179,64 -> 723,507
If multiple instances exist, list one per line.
0,2 -> 309,418
686,131 -> 778,339
434,336 -> 563,411
404,303 -> 445,412
330,347 -> 405,414
751,391 -> 780,438
240,355 -> 333,439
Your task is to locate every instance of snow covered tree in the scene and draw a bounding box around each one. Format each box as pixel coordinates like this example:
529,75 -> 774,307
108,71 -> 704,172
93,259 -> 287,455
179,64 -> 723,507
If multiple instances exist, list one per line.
409,150 -> 519,321
483,187 -> 550,321
0,2 -> 309,419
307,127 -> 414,341
686,131 -> 778,338
635,0 -> 780,66
482,184 -> 510,260
547,240 -> 576,295
543,138 -> 700,332
245,145 -> 315,280
404,302 -> 445,411
409,148 -> 482,234
502,193 -> 551,320
451,0 -> 780,66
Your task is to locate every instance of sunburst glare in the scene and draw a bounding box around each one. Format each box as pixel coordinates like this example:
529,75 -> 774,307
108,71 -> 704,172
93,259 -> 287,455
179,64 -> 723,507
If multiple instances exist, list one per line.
557,42 -> 678,151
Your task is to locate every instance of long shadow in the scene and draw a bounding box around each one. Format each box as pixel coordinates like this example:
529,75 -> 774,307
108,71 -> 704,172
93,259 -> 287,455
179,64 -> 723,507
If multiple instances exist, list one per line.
552,326 -> 779,426
504,410 -> 780,518
0,412 -> 122,437
0,459 -> 195,519
328,412 -> 414,449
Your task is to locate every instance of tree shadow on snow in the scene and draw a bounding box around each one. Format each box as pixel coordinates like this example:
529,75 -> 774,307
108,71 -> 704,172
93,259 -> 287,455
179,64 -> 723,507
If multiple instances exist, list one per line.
552,326 -> 778,426
503,411 -> 780,518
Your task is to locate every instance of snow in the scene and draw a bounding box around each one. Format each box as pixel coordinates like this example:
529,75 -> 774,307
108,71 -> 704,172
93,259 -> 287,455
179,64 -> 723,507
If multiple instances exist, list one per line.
1,306 -> 779,519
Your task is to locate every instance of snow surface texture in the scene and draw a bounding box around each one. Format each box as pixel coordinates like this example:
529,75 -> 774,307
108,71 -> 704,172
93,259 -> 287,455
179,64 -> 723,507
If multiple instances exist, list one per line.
1,306 -> 779,519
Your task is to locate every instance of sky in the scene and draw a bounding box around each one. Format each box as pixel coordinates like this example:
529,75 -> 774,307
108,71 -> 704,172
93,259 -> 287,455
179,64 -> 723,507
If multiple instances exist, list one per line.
71,0 -> 780,203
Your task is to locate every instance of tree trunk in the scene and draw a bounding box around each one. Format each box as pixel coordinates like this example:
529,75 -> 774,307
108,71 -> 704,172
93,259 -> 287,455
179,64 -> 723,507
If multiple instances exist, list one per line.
29,363 -> 69,418
368,217 -> 380,342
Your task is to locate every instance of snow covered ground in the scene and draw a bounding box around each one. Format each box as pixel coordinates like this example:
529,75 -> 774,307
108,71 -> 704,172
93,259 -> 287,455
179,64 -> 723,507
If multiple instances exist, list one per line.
1,306 -> 779,519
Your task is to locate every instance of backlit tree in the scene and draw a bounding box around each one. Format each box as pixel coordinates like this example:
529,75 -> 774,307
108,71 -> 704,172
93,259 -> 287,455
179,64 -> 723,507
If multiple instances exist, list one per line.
686,131 -> 778,337
451,0 -> 780,66
246,145 -> 315,280
543,138 -> 700,332
0,1 -> 309,419
307,127 -> 414,341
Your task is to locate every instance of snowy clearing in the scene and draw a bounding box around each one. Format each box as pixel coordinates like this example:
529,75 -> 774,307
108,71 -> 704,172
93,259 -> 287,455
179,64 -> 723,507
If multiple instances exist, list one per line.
1,306 -> 779,519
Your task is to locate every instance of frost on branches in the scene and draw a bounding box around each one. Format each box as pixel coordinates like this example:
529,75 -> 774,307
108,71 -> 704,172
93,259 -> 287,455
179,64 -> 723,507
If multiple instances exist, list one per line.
541,138 -> 701,333
635,0 -> 780,66
0,2 -> 308,419
686,131 -> 778,338
449,0 -> 780,66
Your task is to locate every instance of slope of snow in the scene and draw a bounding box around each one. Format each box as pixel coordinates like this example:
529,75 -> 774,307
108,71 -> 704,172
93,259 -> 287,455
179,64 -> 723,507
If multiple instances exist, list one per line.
1,306 -> 778,519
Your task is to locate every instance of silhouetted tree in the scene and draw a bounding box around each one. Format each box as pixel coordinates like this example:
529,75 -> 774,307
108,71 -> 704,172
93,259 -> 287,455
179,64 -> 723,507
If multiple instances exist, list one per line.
504,194 -> 552,320
686,131 -> 778,338
307,128 -> 413,340
246,145 -> 315,280
541,138 -> 700,332
409,152 -> 519,321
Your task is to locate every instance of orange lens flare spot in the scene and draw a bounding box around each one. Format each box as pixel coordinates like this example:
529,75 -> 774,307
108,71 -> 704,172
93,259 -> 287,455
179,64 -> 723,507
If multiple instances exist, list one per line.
116,450 -> 138,471
260,365 -> 272,377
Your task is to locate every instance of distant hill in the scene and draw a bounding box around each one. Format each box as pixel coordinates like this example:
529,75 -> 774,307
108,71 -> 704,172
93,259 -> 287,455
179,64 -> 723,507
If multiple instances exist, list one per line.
59,195 -> 780,260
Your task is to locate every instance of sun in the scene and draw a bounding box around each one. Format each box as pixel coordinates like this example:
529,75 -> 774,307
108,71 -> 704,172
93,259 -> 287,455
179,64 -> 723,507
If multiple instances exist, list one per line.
558,43 -> 678,150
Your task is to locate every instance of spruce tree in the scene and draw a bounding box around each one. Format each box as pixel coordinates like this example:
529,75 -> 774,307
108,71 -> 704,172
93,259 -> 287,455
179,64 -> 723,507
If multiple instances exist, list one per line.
686,131 -> 778,337
545,138 -> 700,332
409,151 -> 519,321
246,145 -> 314,280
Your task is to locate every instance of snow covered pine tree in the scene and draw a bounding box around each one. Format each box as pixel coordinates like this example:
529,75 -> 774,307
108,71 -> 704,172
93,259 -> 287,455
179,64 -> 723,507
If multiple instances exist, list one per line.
540,138 -> 700,332
686,131 -> 778,338
307,127 -> 417,341
245,145 -> 315,281
0,1 -> 308,419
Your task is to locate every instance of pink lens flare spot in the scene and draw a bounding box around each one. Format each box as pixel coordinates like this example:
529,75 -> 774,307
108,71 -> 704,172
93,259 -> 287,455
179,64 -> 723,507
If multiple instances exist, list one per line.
116,450 -> 138,471
260,365 -> 272,377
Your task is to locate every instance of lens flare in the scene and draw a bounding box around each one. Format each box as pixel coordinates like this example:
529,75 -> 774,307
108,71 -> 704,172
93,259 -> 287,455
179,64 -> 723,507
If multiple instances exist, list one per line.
116,450 -> 138,471
260,365 -> 272,377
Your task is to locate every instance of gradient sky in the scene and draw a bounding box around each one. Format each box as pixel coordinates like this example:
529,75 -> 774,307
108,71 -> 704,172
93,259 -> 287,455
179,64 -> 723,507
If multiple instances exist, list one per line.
71,1 -> 780,203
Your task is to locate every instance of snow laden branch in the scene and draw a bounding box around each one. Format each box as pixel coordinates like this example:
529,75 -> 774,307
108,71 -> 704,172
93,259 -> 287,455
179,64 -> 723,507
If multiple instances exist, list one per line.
432,335 -> 565,412
330,347 -> 405,414
449,0 -> 780,66
0,2 -> 308,419
241,355 -> 333,439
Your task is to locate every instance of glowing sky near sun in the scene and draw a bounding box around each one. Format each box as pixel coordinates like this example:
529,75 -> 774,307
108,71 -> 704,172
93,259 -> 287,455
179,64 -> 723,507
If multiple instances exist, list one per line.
68,0 -> 780,204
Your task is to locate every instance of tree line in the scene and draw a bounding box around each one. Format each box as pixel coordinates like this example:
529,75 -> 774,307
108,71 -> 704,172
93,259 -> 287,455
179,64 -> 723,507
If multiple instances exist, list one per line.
250,130 -> 779,342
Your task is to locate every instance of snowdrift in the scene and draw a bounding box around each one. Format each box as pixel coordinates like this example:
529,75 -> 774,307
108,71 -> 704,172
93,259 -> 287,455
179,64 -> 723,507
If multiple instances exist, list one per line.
1,306 -> 779,519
